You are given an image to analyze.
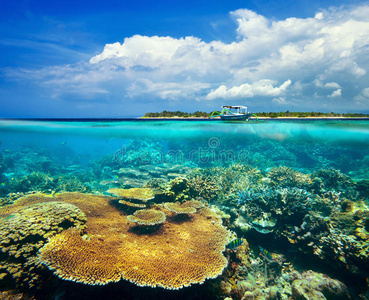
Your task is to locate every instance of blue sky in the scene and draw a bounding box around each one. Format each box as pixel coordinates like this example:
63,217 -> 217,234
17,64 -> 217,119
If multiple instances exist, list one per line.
1,0 -> 369,117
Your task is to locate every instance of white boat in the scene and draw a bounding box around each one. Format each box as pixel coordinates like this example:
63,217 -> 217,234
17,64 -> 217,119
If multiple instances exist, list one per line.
210,106 -> 255,121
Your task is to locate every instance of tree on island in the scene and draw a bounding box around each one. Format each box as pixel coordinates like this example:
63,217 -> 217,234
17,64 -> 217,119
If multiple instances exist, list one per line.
144,111 -> 369,118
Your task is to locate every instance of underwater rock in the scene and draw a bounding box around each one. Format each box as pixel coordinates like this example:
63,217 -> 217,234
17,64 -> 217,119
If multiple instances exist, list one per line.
291,271 -> 350,300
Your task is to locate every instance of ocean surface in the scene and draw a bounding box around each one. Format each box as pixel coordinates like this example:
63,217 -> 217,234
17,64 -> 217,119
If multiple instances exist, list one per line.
0,119 -> 369,300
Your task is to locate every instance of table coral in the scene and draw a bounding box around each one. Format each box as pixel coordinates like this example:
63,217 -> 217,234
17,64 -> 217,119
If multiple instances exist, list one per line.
107,187 -> 155,201
127,209 -> 166,226
164,202 -> 197,214
0,200 -> 87,288
8,192 -> 231,289
118,199 -> 147,208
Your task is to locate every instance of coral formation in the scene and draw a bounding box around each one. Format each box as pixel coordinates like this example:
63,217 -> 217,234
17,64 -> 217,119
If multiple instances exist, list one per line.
2,131 -> 369,299
118,199 -> 147,208
127,209 -> 166,226
0,200 -> 87,288
107,187 -> 155,201
1,192 -> 231,289
164,202 -> 197,214
291,270 -> 350,300
266,166 -> 313,189
38,227 -> 124,285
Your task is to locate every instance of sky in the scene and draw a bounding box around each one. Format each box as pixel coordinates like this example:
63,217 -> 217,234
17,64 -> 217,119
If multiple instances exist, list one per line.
1,0 -> 369,117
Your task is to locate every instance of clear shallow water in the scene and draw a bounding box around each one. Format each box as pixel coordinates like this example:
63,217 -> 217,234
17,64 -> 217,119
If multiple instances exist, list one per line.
1,119 -> 369,299
1,119 -> 369,174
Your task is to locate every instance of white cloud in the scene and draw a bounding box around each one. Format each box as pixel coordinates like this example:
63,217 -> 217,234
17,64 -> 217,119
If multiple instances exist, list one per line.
363,87 -> 369,98
355,87 -> 369,105
325,82 -> 341,89
272,97 -> 289,105
6,4 -> 369,112
328,88 -> 342,98
127,79 -> 210,100
206,79 -> 291,100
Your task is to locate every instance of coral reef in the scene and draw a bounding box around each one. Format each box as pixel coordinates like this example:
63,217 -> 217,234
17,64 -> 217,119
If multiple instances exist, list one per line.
187,175 -> 220,202
355,179 -> 369,198
0,192 -> 231,289
266,166 -> 313,189
164,199 -> 205,214
235,186 -> 315,235
107,187 -> 156,201
118,199 -> 147,208
1,131 -> 369,300
0,290 -> 35,300
0,200 -> 87,288
127,209 -> 166,226
291,270 -> 350,300
164,202 -> 197,214
312,168 -> 355,196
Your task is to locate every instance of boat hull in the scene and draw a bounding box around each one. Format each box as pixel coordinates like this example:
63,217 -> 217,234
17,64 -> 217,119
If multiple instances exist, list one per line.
220,113 -> 252,121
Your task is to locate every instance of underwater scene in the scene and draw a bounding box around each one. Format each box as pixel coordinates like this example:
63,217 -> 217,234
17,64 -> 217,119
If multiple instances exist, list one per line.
0,119 -> 369,300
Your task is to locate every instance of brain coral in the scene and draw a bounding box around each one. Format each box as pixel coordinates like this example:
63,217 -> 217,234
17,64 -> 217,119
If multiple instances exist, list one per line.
15,192 -> 231,289
0,200 -> 87,287
107,187 -> 155,201
127,209 -> 166,226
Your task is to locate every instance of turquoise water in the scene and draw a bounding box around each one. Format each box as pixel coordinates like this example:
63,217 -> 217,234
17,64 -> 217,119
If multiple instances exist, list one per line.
1,119 -> 369,299
1,119 -> 369,176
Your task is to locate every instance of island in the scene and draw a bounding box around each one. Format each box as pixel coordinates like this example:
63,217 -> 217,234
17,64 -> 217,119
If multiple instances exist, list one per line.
143,110 -> 369,119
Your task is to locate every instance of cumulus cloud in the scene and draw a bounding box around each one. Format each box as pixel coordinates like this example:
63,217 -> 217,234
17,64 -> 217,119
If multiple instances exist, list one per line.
6,4 -> 369,112
206,79 -> 291,100
328,88 -> 342,98
272,97 -> 290,105
355,87 -> 369,105
325,82 -> 341,89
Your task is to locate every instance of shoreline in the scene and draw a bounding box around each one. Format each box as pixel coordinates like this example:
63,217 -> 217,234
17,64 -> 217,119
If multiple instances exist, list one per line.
1,116 -> 369,121
139,116 -> 369,120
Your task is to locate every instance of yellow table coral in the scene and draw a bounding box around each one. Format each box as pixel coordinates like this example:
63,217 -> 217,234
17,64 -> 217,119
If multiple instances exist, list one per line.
107,187 -> 155,201
127,209 -> 166,226
2,192 -> 230,289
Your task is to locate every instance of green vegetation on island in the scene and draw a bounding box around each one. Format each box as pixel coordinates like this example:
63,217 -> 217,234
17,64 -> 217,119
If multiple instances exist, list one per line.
143,110 -> 369,118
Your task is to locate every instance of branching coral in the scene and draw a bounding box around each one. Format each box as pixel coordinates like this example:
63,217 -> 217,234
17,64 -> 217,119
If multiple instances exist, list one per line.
187,175 -> 220,202
266,166 -> 313,189
312,168 -> 354,196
